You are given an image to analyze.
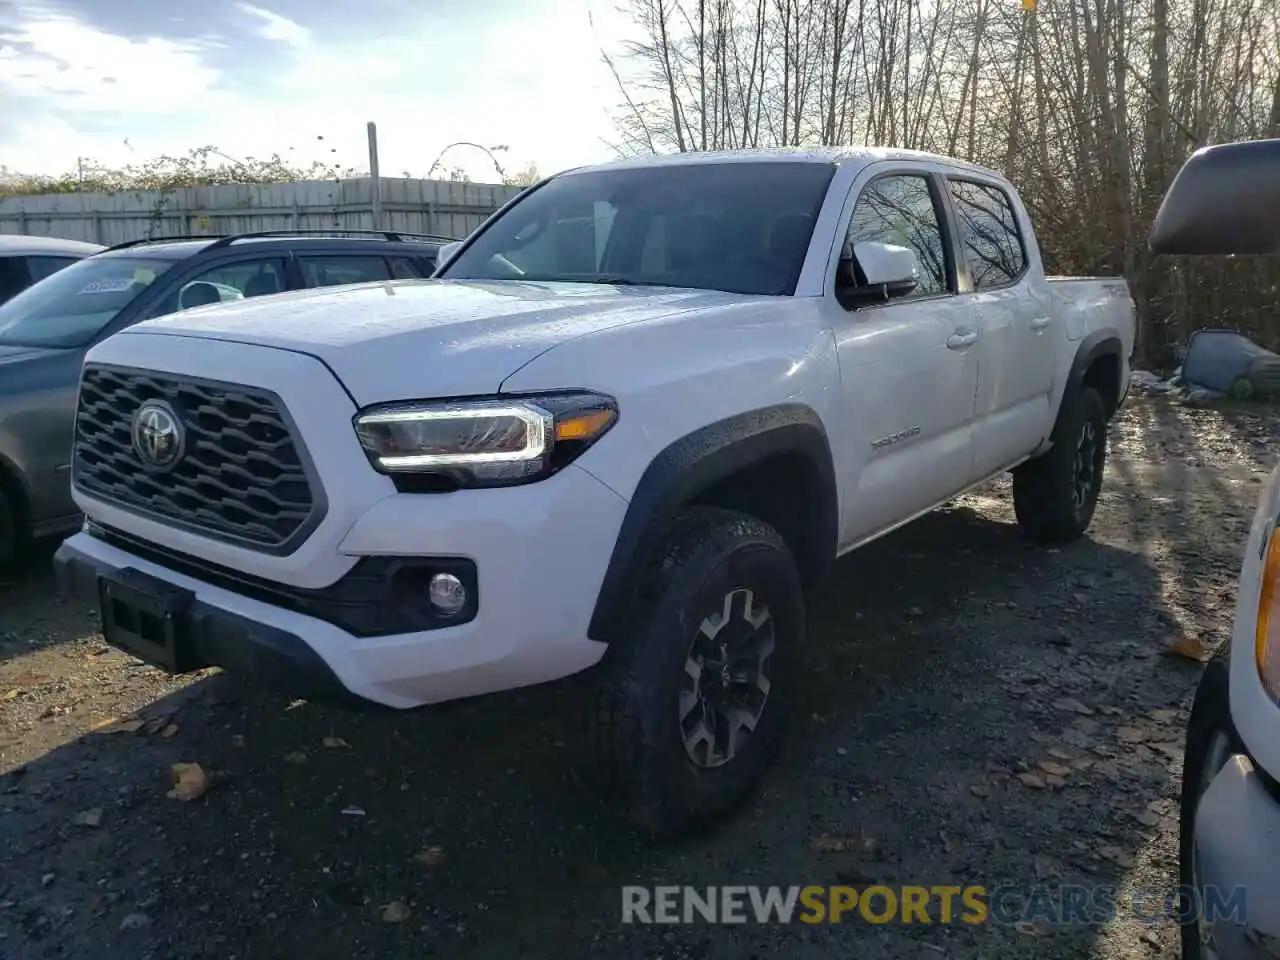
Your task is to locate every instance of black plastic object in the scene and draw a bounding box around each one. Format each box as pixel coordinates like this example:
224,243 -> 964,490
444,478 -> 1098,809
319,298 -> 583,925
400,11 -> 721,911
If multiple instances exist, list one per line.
1150,138 -> 1280,256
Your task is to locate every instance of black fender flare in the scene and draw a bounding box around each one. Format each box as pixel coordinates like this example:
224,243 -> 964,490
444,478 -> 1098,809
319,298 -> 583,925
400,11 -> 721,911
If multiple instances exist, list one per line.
1059,330 -> 1125,426
587,403 -> 838,644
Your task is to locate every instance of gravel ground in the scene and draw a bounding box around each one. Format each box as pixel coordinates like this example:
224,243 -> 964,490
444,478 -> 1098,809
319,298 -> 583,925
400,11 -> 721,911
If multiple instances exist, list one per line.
1,394 -> 1277,960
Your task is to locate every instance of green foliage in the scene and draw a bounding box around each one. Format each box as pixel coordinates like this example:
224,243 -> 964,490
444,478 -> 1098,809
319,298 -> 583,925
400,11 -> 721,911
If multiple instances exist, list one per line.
0,145 -> 361,197
507,162 -> 542,187
425,166 -> 473,183
0,145 -> 541,197
437,163 -> 540,186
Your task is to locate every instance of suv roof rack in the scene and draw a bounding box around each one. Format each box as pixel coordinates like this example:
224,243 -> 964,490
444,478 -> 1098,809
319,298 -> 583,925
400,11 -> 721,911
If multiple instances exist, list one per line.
104,235 -> 228,251
205,229 -> 458,248
105,229 -> 458,254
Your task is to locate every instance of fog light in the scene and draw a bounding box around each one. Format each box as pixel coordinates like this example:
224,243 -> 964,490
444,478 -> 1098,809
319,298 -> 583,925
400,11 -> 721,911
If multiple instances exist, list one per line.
428,572 -> 467,616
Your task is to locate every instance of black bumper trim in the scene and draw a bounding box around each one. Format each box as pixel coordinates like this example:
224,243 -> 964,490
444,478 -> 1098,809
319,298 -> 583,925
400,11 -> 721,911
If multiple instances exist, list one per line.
54,538 -> 384,710
85,522 -> 478,638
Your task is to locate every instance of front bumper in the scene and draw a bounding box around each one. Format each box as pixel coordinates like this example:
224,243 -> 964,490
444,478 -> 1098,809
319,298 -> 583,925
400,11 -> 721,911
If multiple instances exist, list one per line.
1195,754 -> 1280,957
55,537 -> 366,706
56,459 -> 627,709
62,332 -> 632,709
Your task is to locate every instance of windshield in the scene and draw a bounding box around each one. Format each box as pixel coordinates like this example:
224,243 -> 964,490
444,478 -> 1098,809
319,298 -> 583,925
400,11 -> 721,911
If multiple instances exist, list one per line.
440,161 -> 837,296
0,256 -> 176,349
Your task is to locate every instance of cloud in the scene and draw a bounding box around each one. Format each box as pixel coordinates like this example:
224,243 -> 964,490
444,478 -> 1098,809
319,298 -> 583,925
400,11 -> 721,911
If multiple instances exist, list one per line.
0,8 -> 220,116
235,2 -> 310,48
0,2 -> 226,171
0,0 -> 629,181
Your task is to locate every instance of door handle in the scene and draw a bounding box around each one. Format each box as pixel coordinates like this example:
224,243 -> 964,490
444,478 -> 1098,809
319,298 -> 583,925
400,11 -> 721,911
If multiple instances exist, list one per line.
946,330 -> 978,350
1030,316 -> 1051,330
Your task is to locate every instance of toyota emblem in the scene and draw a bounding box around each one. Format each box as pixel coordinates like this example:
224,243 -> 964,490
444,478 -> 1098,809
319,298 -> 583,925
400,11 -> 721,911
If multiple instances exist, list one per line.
131,400 -> 185,471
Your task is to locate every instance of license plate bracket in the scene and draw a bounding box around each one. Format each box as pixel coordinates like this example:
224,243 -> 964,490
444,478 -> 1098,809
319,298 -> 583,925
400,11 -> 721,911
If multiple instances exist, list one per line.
98,568 -> 197,673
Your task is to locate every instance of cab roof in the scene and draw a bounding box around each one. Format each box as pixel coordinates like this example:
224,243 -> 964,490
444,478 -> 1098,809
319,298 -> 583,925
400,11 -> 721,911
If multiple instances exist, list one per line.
565,146 -> 1003,180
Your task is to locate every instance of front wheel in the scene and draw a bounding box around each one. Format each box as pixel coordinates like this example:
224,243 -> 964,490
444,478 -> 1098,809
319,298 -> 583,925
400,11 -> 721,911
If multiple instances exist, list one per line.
1012,386 -> 1108,542
586,507 -> 805,838
1178,656 -> 1240,960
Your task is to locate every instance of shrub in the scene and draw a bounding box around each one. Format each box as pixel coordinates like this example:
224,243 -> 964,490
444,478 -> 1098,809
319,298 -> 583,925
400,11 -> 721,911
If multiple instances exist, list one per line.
0,146 -> 543,197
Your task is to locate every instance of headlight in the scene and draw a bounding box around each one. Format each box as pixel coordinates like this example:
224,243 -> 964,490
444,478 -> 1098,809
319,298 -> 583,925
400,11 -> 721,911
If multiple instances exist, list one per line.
353,391 -> 618,489
1257,524 -> 1280,700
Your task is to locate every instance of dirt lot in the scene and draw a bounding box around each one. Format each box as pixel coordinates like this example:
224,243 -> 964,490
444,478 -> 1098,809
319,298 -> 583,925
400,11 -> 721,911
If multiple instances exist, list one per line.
0,395 -> 1276,960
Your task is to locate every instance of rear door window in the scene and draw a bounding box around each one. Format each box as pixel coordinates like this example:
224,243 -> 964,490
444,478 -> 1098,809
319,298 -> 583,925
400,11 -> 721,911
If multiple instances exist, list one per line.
387,257 -> 426,279
947,179 -> 1028,289
298,256 -> 392,288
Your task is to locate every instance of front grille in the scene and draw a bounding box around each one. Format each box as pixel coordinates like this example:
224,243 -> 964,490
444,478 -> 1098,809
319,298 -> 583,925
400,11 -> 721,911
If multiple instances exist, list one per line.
73,365 -> 322,551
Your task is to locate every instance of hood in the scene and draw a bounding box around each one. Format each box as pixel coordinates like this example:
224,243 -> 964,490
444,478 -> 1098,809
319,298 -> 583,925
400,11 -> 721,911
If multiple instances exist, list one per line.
0,343 -> 60,365
122,279 -> 736,405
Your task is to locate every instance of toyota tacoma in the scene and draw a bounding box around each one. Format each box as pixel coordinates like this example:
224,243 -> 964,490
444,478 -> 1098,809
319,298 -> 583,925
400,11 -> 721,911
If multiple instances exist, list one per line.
54,148 -> 1135,835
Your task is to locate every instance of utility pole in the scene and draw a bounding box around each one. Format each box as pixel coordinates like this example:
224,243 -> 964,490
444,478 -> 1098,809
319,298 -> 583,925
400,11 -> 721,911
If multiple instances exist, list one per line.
367,121 -> 383,231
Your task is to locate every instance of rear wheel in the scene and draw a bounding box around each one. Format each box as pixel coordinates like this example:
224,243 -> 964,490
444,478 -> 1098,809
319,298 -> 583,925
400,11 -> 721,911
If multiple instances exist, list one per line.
1012,386 -> 1108,542
586,507 -> 805,838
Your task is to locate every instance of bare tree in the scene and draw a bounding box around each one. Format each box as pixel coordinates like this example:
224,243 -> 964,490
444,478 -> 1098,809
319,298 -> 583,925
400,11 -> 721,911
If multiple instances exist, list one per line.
603,0 -> 1280,365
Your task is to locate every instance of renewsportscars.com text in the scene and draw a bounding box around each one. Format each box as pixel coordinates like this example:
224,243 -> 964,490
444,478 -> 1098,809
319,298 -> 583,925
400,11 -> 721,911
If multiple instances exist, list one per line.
621,884 -> 1246,927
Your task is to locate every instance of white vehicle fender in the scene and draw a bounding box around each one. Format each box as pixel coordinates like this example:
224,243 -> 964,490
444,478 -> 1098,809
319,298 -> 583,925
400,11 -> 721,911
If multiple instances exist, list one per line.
498,300 -> 847,643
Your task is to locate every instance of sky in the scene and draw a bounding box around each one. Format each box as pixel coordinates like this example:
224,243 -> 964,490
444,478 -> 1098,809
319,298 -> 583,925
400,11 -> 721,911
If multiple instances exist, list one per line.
0,0 -> 634,182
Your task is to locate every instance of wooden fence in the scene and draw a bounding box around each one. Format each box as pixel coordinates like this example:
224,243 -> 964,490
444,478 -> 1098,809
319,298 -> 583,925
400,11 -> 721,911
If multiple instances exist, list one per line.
0,177 -> 522,245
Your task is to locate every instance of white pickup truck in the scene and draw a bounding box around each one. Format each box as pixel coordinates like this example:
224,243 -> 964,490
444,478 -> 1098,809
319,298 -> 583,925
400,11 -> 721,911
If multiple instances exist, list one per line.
1154,138 -> 1280,959
54,148 -> 1134,835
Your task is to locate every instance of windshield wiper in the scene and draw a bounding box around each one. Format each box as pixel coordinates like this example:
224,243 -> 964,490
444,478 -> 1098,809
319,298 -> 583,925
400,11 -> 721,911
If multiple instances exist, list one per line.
583,276 -> 678,288
503,274 -> 672,288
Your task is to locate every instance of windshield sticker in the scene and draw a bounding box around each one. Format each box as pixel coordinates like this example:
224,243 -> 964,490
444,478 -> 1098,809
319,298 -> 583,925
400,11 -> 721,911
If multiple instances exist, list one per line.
77,278 -> 136,295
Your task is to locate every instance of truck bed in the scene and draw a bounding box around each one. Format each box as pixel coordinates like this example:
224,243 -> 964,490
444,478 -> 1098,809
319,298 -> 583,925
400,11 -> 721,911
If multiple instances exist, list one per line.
1046,276 -> 1136,356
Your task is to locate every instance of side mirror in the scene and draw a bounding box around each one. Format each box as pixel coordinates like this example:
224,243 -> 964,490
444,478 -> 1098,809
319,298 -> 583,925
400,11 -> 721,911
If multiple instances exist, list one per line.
435,241 -> 461,269
838,240 -> 919,303
1150,138 -> 1280,255
177,281 -> 225,311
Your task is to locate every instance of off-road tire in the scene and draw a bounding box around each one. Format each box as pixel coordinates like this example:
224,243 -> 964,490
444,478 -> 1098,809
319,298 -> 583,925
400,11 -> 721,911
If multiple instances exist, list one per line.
1012,386 -> 1107,542
585,506 -> 805,839
1177,655 -> 1240,960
